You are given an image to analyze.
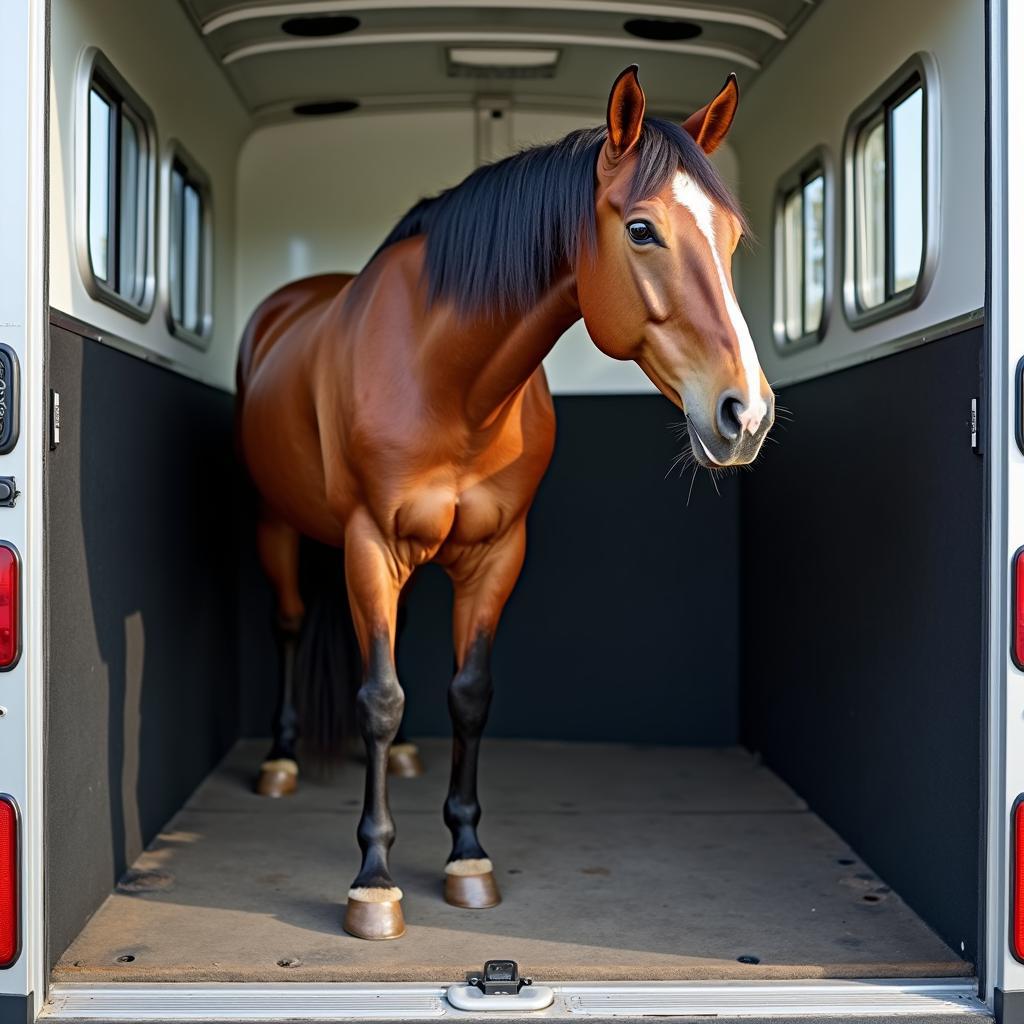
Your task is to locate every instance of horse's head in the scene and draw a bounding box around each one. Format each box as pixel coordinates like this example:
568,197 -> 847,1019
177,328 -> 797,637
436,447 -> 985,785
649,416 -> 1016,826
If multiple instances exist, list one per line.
577,66 -> 774,468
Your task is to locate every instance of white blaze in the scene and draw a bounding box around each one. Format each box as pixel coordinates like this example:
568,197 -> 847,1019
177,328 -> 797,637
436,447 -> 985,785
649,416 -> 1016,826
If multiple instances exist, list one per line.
671,171 -> 767,436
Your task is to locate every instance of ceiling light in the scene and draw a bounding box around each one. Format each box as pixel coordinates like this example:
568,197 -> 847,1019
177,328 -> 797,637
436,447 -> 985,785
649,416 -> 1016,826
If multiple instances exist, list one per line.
447,47 -> 560,78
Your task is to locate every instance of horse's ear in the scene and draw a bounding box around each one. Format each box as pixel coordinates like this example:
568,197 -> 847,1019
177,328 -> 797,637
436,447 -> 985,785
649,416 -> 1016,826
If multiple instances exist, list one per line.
605,65 -> 646,161
682,73 -> 739,155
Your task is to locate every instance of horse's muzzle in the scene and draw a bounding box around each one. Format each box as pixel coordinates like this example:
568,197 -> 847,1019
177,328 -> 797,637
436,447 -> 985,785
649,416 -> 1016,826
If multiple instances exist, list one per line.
688,402 -> 773,468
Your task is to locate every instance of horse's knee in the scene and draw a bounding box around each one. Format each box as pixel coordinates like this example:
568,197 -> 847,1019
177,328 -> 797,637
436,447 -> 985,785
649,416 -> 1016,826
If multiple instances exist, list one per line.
357,669 -> 405,739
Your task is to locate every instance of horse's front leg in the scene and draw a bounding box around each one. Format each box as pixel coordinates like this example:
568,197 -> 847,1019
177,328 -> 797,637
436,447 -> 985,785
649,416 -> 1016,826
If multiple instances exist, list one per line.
442,522 -> 526,909
341,512 -> 411,940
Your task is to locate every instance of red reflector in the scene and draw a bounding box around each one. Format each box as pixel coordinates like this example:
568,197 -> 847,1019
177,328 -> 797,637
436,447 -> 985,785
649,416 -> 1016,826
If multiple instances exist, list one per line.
0,797 -> 17,968
1015,798 -> 1024,963
0,543 -> 20,669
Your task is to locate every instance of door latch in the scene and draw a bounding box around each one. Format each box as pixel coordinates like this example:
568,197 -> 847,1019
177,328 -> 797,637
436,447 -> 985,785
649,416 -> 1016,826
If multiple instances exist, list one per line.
469,960 -> 531,996
447,960 -> 554,1012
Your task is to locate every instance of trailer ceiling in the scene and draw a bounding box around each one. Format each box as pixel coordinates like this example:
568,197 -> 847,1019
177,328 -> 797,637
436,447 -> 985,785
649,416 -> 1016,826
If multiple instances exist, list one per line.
178,0 -> 814,121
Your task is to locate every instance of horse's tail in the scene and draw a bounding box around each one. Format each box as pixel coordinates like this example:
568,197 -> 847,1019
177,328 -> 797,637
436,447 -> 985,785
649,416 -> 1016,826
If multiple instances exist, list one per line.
293,541 -> 360,770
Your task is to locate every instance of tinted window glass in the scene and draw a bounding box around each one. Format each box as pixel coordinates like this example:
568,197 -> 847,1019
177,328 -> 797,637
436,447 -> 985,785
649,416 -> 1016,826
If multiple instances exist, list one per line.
169,160 -> 210,339
782,189 -> 803,341
891,87 -> 924,293
182,183 -> 202,333
777,165 -> 826,345
802,174 -> 825,334
858,118 -> 886,310
87,88 -> 112,282
119,112 -> 142,301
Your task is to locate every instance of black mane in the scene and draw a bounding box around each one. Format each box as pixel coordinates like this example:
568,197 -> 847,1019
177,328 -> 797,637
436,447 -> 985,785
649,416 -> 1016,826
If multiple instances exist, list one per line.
370,117 -> 746,318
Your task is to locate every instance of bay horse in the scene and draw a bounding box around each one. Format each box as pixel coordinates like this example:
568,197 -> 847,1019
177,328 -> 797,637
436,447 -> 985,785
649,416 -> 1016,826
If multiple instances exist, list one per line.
236,66 -> 774,940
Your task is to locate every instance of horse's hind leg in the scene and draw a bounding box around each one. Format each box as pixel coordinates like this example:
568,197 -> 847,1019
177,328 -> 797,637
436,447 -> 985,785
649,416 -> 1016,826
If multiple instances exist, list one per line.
389,600 -> 425,779
442,523 -> 526,909
341,513 -> 410,940
255,514 -> 305,798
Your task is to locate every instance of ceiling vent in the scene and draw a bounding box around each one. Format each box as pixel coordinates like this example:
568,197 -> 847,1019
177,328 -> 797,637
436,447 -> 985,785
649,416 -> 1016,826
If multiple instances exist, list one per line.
446,47 -> 560,79
282,15 -> 360,37
293,99 -> 360,116
623,18 -> 703,41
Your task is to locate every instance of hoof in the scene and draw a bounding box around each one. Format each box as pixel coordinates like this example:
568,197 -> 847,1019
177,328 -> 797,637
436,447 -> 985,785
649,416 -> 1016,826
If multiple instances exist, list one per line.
343,888 -> 406,940
255,758 -> 298,798
444,859 -> 501,909
388,742 -> 424,778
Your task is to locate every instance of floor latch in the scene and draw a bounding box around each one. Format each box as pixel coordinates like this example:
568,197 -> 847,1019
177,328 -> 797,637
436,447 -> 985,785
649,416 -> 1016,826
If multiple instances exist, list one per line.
447,960 -> 554,1011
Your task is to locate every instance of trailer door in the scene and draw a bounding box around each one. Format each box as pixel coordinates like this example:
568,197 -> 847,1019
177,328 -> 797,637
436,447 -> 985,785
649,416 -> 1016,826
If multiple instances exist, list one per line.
0,2 -> 47,1023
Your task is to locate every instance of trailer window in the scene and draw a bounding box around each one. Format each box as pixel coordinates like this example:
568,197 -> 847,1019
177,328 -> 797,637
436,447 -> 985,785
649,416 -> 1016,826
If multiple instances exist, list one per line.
844,55 -> 935,326
80,52 -> 156,319
891,88 -> 924,293
857,115 -> 886,309
165,149 -> 212,346
86,90 -> 111,282
773,152 -> 829,351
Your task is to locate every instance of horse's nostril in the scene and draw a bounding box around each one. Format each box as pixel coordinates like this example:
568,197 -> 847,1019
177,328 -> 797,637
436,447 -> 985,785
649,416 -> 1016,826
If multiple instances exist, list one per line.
716,392 -> 744,442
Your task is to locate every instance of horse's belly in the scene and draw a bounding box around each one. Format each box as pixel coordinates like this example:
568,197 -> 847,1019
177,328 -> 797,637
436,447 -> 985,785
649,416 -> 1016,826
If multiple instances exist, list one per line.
241,382 -> 347,546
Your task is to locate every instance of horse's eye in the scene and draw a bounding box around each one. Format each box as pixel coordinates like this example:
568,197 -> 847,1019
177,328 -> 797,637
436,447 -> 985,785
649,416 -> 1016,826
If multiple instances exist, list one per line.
627,220 -> 657,245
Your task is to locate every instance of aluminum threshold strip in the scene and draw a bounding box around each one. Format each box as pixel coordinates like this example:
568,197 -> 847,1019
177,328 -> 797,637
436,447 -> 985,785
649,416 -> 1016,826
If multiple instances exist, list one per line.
41,978 -> 988,1021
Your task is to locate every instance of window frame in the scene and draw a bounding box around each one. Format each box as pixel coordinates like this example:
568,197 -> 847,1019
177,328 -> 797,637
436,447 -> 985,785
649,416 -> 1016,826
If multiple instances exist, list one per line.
772,147 -> 833,353
842,52 -> 939,329
75,48 -> 157,321
160,142 -> 214,349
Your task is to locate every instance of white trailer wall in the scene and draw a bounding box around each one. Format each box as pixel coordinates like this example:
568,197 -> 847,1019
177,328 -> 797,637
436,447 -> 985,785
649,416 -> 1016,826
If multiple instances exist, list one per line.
49,0 -> 249,390
732,0 -> 985,386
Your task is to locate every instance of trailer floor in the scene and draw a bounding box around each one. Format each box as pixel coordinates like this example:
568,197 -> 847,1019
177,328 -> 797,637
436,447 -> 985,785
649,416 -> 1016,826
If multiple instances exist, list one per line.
53,739 -> 971,984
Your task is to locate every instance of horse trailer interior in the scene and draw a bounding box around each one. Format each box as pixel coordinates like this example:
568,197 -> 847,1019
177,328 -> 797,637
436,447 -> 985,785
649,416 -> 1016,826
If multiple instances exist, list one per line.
4,0 -> 1024,1020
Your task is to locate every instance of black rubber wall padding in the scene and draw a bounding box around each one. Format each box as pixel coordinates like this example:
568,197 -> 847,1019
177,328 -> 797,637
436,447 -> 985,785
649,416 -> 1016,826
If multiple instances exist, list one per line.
45,326 -> 240,971
740,327 -> 985,967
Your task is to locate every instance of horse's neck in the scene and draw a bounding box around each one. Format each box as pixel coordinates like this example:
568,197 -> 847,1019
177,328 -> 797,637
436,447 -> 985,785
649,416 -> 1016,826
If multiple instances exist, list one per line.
425,272 -> 582,425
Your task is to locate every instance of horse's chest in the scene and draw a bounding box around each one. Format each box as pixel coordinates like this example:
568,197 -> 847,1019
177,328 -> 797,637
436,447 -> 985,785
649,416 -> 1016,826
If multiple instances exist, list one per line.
393,479 -> 506,555
368,397 -> 549,562
448,485 -> 507,546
